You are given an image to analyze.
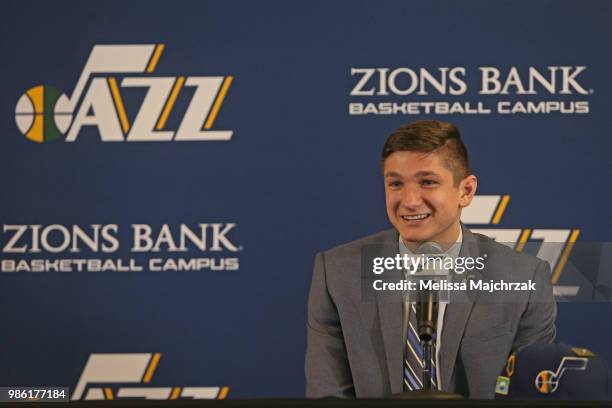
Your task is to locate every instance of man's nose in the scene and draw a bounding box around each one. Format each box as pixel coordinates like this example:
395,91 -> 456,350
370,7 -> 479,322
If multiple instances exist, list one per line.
401,188 -> 423,209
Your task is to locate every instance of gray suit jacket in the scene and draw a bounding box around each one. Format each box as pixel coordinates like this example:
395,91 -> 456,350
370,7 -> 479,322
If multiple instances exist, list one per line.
305,225 -> 556,399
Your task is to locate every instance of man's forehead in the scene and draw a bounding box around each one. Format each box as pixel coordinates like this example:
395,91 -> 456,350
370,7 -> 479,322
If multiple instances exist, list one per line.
384,150 -> 444,165
384,169 -> 442,178
383,151 -> 452,177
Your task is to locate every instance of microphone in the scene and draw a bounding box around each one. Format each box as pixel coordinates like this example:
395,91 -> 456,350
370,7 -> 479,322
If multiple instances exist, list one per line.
415,242 -> 442,342
416,242 -> 442,391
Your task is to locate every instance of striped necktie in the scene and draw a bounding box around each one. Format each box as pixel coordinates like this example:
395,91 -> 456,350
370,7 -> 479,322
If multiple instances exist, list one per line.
404,304 -> 437,391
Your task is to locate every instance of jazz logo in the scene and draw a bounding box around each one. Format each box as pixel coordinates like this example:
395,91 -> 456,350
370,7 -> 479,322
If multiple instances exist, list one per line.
15,44 -> 233,143
462,195 -> 580,297
72,353 -> 229,400
534,357 -> 588,394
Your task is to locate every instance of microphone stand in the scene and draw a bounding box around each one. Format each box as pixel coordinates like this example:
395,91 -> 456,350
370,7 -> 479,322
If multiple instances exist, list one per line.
417,289 -> 436,392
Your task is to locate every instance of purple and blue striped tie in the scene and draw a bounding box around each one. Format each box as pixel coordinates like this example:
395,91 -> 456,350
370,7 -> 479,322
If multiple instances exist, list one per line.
404,304 -> 437,391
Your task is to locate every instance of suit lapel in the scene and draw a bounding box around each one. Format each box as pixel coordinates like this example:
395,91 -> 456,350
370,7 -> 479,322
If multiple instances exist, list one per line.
440,224 -> 483,391
374,230 -> 404,394
378,297 -> 404,394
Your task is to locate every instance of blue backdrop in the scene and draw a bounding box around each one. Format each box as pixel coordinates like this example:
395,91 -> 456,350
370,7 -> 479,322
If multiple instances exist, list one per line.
1,0 -> 611,399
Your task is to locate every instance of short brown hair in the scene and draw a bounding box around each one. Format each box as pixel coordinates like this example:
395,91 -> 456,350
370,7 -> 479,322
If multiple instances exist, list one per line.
382,120 -> 471,184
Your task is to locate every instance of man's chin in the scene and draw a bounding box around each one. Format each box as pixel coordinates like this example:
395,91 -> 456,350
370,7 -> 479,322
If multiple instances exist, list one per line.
396,222 -> 460,248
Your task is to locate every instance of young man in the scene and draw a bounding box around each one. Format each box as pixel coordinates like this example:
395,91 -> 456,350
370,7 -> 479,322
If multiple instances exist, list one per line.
305,120 -> 556,399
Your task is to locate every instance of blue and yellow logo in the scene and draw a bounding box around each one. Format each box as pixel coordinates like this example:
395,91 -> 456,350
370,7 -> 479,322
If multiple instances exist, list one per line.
15,44 -> 233,143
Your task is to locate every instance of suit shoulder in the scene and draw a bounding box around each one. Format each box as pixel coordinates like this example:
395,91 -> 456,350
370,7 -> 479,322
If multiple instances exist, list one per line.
314,230 -> 395,296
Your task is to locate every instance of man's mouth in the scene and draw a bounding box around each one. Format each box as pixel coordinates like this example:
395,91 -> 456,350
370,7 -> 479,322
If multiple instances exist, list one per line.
401,213 -> 431,221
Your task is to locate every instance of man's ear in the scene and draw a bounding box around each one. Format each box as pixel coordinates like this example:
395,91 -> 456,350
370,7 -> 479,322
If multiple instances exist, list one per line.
458,175 -> 477,208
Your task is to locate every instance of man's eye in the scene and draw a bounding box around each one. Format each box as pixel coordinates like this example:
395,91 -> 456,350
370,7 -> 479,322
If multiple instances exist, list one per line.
388,181 -> 402,188
421,179 -> 438,186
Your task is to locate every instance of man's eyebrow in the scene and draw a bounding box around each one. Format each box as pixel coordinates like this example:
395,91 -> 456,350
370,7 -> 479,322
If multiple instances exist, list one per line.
383,171 -> 403,178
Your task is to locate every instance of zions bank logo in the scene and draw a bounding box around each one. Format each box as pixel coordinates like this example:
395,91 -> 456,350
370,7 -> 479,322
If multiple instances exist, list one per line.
349,66 -> 591,116
462,195 -> 580,297
14,44 -> 233,143
72,353 -> 229,400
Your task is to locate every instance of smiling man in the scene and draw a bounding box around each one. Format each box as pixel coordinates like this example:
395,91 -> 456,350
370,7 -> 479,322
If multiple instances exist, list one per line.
382,123 -> 476,251
305,120 -> 556,399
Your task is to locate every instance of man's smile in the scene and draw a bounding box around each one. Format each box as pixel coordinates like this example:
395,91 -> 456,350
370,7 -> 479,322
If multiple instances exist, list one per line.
400,213 -> 431,221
